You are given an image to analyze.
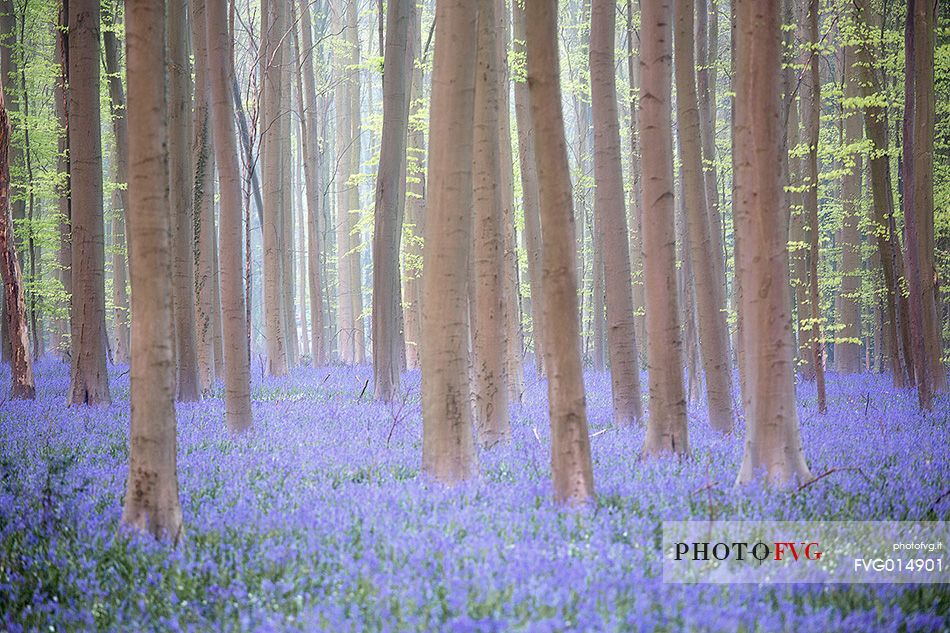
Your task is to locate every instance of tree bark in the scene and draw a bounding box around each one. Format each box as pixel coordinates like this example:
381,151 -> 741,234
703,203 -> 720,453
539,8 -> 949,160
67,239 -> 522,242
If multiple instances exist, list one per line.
102,14 -> 131,365
53,1 -> 70,360
639,0 -> 688,456
190,0 -> 218,393
121,0 -> 183,542
590,0 -> 643,426
854,0 -> 908,387
0,81 -> 33,399
68,0 -> 110,406
835,44 -> 863,374
624,0 -> 647,366
495,0 -> 523,404
421,0 -> 478,485
697,0 -> 726,298
674,0 -> 734,432
902,0 -> 943,410
734,0 -> 811,486
401,5 -> 425,370
526,0 -> 595,505
372,0 -> 412,401
512,0 -> 544,375
261,0 -> 289,375
167,0 -> 200,401
472,0 -> 511,446
297,0 -> 326,366
206,0 -> 252,431
801,0 -> 826,413
346,0 -> 365,365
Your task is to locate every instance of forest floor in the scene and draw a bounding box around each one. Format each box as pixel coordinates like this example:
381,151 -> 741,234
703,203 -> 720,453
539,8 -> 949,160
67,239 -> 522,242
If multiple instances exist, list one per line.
0,359 -> 948,631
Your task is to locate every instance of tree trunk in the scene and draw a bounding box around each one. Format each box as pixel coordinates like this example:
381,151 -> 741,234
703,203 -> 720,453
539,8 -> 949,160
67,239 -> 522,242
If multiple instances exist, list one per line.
526,0 -> 595,505
296,0 -> 326,366
191,0 -> 218,393
421,0 -> 477,485
590,0 -> 643,426
281,36 -> 298,369
697,0 -> 726,298
902,0 -> 942,410
401,6 -> 426,370
591,215 -> 605,371
53,2 -> 70,360
167,0 -> 200,401
372,0 -> 412,401
733,0 -> 811,486
674,0 -> 734,433
206,0 -> 252,431
786,26 -> 810,375
102,16 -> 131,365
0,81 -> 33,399
835,44 -> 863,374
472,0 -> 511,446
513,0 -> 544,375
121,0 -> 183,542
639,0 -> 688,457
346,0 -> 365,365
854,0 -> 907,387
910,0 -> 945,393
261,0 -> 288,375
624,0 -> 647,366
801,0 -> 826,413
68,0 -> 110,406
495,0 -> 523,404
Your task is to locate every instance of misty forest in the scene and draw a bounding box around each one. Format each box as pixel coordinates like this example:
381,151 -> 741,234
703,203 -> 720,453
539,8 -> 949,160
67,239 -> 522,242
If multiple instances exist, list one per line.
0,0 -> 948,630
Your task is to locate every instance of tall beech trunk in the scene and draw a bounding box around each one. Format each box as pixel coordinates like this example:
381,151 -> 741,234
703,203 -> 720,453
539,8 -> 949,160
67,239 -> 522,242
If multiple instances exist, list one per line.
168,0 -> 200,401
421,0 -> 477,485
801,0 -> 826,413
696,0 -> 726,296
68,0 -> 110,406
911,0 -> 945,394
734,0 -> 811,486
191,0 -> 218,393
674,0 -> 734,433
624,0 -> 647,365
0,82 -> 33,399
472,0 -> 510,445
262,0 -> 288,375
334,0 -> 363,364
297,0 -> 325,366
676,177 -> 702,405
591,216 -> 605,371
513,0 -> 544,375
526,0 -> 595,505
206,0 -> 252,431
787,32 -> 810,373
121,0 -> 183,542
835,44 -> 863,374
346,0 -> 365,365
102,16 -> 131,365
0,1 -> 23,263
402,6 -> 425,370
590,0 -> 643,426
281,39 -> 298,369
902,0 -> 943,410
640,0 -> 688,457
854,0 -> 908,387
53,3 -> 70,359
372,0 -> 412,401
496,0 -> 523,404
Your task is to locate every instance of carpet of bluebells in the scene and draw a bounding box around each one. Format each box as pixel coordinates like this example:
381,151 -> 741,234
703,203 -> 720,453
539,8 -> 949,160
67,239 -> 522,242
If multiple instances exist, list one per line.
1,357 -> 948,632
